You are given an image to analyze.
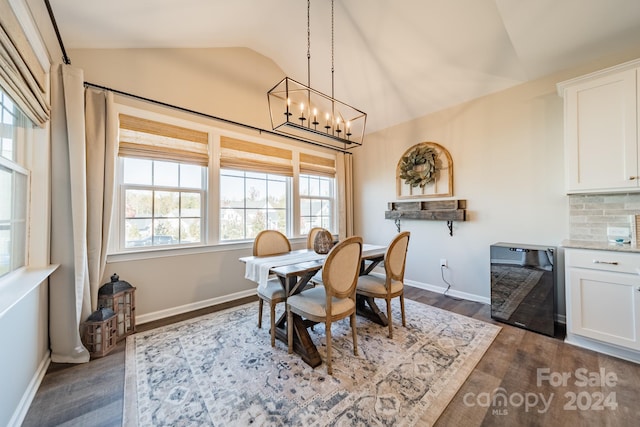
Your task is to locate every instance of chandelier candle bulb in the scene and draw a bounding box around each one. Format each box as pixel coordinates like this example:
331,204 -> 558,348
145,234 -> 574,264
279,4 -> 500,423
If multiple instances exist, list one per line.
285,98 -> 291,118
299,102 -> 306,124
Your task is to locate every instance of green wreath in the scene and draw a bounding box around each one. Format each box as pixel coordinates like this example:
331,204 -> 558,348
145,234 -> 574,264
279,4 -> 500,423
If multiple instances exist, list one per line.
399,145 -> 438,188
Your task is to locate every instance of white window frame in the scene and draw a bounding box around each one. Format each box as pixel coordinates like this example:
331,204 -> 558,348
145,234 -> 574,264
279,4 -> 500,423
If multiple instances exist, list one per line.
109,104 -> 339,255
299,173 -> 336,235
117,158 -> 207,251
0,89 -> 31,278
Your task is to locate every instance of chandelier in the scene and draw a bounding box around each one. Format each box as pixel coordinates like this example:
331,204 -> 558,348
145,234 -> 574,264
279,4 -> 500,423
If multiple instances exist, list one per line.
267,0 -> 366,151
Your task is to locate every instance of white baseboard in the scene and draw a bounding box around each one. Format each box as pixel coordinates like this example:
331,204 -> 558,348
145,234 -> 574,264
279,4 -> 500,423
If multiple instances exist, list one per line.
399,276 -> 491,305
565,333 -> 640,364
9,351 -> 50,427
136,289 -> 256,325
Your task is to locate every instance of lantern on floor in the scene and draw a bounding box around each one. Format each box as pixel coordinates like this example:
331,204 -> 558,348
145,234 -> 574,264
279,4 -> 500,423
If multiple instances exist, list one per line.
98,273 -> 136,341
82,307 -> 117,358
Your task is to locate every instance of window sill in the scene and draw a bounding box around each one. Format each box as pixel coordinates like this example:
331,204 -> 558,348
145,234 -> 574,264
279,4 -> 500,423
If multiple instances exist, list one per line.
107,236 -> 308,263
0,264 -> 59,319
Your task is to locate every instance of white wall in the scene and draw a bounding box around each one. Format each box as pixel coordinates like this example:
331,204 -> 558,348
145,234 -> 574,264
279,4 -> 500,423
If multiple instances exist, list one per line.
353,53 -> 640,314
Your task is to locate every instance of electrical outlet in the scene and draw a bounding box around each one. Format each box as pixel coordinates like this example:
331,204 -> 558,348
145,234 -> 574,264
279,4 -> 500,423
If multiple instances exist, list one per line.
440,258 -> 448,267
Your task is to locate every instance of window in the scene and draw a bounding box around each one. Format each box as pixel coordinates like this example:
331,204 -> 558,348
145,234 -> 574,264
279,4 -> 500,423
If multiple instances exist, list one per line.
220,169 -> 289,240
0,89 -> 30,277
117,113 -> 209,250
121,158 -> 205,249
299,174 -> 334,234
113,111 -> 339,251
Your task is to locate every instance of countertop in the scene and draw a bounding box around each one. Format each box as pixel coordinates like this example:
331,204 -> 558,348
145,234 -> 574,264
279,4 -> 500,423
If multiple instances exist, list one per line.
562,239 -> 640,253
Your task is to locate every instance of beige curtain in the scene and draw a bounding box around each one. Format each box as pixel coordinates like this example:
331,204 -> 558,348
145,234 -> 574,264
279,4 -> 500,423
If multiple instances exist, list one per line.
85,89 -> 116,312
49,64 -> 90,363
49,67 -> 117,363
336,152 -> 354,239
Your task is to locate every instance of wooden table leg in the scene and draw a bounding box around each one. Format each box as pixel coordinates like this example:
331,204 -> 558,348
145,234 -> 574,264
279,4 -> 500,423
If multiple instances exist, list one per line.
274,314 -> 322,368
356,295 -> 389,326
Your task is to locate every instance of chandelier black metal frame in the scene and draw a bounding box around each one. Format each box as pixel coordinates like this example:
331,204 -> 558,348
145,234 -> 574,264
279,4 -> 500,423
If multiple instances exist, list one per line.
267,0 -> 366,151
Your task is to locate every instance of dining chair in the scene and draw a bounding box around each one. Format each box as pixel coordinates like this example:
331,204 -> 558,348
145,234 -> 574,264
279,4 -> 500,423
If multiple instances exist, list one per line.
253,229 -> 291,347
356,231 -> 410,339
286,236 -> 363,375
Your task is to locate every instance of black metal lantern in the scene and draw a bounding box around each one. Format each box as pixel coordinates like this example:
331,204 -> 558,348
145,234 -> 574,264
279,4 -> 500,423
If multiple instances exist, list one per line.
82,307 -> 117,358
98,273 -> 136,341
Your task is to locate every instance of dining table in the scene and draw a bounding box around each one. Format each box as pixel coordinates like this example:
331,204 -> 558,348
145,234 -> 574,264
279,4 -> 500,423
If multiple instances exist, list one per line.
240,243 -> 388,368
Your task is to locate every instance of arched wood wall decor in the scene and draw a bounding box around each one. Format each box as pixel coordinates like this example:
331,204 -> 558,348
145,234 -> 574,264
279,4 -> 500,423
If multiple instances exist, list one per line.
396,142 -> 453,198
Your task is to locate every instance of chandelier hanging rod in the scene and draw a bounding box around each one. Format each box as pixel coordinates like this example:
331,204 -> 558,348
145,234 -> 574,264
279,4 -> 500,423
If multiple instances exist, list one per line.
267,0 -> 367,151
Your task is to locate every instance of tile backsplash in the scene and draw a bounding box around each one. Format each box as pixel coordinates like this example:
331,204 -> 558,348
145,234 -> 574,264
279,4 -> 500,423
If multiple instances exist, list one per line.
569,193 -> 640,242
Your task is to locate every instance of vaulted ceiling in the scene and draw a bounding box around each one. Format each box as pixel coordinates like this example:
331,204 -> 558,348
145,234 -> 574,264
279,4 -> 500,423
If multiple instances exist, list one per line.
46,0 -> 640,133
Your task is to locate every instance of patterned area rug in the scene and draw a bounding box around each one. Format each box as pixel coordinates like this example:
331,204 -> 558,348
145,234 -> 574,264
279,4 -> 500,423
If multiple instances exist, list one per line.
124,299 -> 500,426
491,265 -> 543,319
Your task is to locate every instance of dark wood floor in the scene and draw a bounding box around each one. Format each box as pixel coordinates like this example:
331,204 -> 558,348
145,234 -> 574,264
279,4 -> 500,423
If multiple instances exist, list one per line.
22,287 -> 640,427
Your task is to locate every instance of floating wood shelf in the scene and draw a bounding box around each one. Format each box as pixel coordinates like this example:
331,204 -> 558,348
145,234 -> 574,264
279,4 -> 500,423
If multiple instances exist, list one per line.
385,200 -> 467,236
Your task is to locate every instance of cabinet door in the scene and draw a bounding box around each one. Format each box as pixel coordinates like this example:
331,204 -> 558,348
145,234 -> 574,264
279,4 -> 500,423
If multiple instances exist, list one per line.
567,267 -> 640,350
564,69 -> 638,193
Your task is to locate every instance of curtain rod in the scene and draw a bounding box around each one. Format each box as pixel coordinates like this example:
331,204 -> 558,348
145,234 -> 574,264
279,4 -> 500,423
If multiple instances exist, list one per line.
84,82 -> 352,154
44,0 -> 71,65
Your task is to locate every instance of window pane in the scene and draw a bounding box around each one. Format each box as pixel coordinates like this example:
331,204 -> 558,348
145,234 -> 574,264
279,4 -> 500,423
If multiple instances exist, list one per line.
125,189 -> 152,218
220,169 -> 291,241
180,192 -> 201,217
246,178 -> 266,208
300,199 -> 311,216
180,164 -> 202,189
220,175 -> 245,208
154,218 -> 179,243
154,191 -> 179,217
268,180 -> 287,209
125,218 -> 152,247
311,199 -> 322,216
299,175 -> 309,196
123,158 -> 152,185
0,166 -> 10,221
0,226 -> 9,276
180,218 -> 200,243
154,161 -> 179,187
220,208 -> 245,240
309,177 -> 320,196
319,178 -> 331,196
267,209 -> 286,233
299,174 -> 334,235
0,89 -> 30,277
246,209 -> 267,239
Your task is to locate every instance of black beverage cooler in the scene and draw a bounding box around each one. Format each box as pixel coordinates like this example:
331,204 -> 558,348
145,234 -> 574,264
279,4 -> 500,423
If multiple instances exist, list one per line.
490,242 -> 556,336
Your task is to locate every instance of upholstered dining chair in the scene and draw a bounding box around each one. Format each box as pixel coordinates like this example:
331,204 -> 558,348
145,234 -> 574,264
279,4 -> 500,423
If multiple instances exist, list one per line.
253,229 -> 291,347
356,231 -> 410,339
286,236 -> 363,375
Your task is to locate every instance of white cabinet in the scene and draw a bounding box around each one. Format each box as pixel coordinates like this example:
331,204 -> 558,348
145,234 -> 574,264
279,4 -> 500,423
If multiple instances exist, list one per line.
564,248 -> 640,361
558,59 -> 640,194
